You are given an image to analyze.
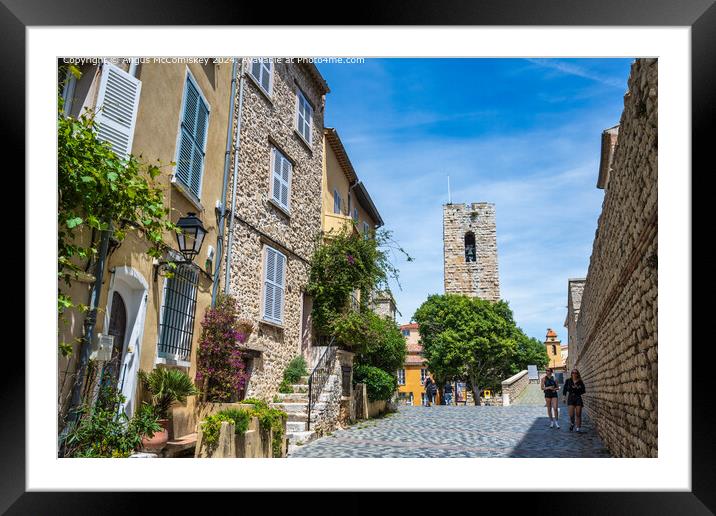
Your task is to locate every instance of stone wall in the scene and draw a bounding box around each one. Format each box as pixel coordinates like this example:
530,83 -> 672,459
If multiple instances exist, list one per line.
224,59 -> 327,400
443,203 -> 500,301
501,370 -> 529,406
573,58 -> 658,458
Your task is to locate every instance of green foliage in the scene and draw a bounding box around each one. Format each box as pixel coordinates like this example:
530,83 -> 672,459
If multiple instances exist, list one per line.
278,378 -> 293,394
138,368 -> 199,419
200,408 -> 252,450
413,294 -> 541,402
352,312 -> 407,373
283,355 -> 308,384
353,364 -> 397,402
306,229 -> 411,336
57,67 -> 177,355
63,384 -> 160,458
512,334 -> 549,371
240,398 -> 287,457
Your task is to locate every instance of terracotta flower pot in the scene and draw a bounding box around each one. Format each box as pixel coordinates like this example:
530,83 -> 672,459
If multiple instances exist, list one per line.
141,418 -> 169,453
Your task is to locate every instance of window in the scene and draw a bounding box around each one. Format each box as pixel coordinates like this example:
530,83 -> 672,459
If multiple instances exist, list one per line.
94,62 -> 142,159
262,246 -> 286,325
352,208 -> 359,222
158,264 -> 200,362
333,189 -> 342,214
176,72 -> 210,198
402,329 -> 410,337
420,369 -> 428,385
295,88 -> 313,144
552,345 -> 557,355
363,222 -> 370,239
270,147 -> 292,212
250,58 -> 273,96
397,369 -> 406,385
465,232 -> 476,262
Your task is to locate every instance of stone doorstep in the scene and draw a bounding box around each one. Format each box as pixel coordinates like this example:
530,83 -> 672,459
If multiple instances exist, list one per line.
287,421 -> 308,433
286,430 -> 316,445
161,433 -> 198,458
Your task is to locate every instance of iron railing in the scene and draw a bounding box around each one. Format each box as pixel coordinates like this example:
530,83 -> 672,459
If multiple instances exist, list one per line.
307,336 -> 337,430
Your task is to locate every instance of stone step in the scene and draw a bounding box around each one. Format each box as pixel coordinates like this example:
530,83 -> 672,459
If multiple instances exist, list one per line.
272,401 -> 326,413
291,384 -> 309,393
276,392 -> 309,403
286,430 -> 316,446
286,421 -> 308,433
271,402 -> 308,413
293,376 -> 309,385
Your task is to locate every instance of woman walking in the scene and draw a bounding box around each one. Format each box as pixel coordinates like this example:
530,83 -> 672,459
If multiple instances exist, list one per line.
563,369 -> 586,432
424,376 -> 437,406
541,368 -> 560,428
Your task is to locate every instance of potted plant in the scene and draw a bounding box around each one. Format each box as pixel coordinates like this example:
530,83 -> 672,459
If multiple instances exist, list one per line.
130,403 -> 164,454
138,368 -> 199,452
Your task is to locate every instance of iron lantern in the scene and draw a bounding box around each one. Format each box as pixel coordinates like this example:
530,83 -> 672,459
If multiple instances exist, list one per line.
175,212 -> 207,262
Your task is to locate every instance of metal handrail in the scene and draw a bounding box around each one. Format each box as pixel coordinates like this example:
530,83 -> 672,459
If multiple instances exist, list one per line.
306,336 -> 337,430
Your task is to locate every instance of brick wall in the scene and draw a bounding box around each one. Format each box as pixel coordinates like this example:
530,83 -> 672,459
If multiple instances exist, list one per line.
573,58 -> 658,458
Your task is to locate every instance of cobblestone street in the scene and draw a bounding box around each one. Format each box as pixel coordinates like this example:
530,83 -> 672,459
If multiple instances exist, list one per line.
288,403 -> 611,458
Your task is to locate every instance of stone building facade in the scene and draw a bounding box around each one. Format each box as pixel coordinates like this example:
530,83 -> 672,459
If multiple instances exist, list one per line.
571,58 -> 658,458
443,203 -> 500,301
223,58 -> 330,400
564,278 -> 585,372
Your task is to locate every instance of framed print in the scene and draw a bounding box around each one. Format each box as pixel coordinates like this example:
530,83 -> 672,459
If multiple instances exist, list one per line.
6,0 -> 711,513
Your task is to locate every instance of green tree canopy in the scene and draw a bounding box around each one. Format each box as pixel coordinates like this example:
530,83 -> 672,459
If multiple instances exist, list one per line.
413,294 -> 547,404
352,311 -> 407,374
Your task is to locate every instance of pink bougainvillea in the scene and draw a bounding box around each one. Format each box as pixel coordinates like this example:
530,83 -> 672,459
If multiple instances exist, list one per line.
196,295 -> 249,402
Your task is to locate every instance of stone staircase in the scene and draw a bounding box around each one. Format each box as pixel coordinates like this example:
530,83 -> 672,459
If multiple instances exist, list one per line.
270,373 -> 338,454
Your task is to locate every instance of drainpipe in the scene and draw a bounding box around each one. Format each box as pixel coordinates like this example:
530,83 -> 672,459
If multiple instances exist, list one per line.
64,222 -> 112,429
224,59 -> 246,295
211,57 -> 238,307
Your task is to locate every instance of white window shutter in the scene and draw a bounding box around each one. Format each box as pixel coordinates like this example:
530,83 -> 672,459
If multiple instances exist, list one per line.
263,247 -> 276,321
263,247 -> 285,324
271,148 -> 291,211
94,62 -> 142,159
273,252 -> 285,322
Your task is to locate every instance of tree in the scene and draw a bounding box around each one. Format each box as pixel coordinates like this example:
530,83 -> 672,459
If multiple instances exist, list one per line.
352,312 -> 407,374
413,294 -> 544,405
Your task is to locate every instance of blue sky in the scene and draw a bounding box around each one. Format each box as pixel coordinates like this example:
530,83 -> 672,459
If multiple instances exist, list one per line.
316,58 -> 633,341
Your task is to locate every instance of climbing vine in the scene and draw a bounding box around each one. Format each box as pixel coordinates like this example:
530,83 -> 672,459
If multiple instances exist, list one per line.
57,65 -> 178,356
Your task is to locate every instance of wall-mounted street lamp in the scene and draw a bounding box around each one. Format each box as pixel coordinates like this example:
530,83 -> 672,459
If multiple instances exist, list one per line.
175,212 -> 207,261
153,212 -> 207,281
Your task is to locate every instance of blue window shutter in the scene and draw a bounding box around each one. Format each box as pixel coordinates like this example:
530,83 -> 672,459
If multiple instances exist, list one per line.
176,74 -> 209,198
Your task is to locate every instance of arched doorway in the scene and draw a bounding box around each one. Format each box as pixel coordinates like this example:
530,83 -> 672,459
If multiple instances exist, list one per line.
104,291 -> 127,389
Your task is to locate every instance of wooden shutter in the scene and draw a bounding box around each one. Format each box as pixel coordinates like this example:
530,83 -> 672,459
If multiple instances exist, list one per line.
271,148 -> 291,211
94,62 -> 142,158
176,75 -> 210,198
263,247 -> 286,324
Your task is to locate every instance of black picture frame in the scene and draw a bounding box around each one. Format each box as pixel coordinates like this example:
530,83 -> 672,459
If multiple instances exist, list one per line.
6,0 -> 709,513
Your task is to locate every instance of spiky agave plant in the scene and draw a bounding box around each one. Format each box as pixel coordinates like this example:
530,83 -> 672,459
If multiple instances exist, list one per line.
138,368 -> 199,419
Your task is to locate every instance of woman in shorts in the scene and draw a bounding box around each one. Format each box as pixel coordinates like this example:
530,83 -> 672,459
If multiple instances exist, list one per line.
541,368 -> 560,428
563,368 -> 586,432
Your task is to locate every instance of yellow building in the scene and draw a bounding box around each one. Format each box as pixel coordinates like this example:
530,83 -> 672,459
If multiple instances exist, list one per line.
58,58 -> 233,438
545,328 -> 566,373
397,323 -> 437,406
322,127 -> 384,239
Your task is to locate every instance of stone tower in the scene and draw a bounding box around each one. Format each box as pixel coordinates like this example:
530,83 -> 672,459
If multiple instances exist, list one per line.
442,202 -> 500,301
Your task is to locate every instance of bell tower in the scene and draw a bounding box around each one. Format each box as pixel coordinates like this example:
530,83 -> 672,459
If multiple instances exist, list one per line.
442,202 -> 500,301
